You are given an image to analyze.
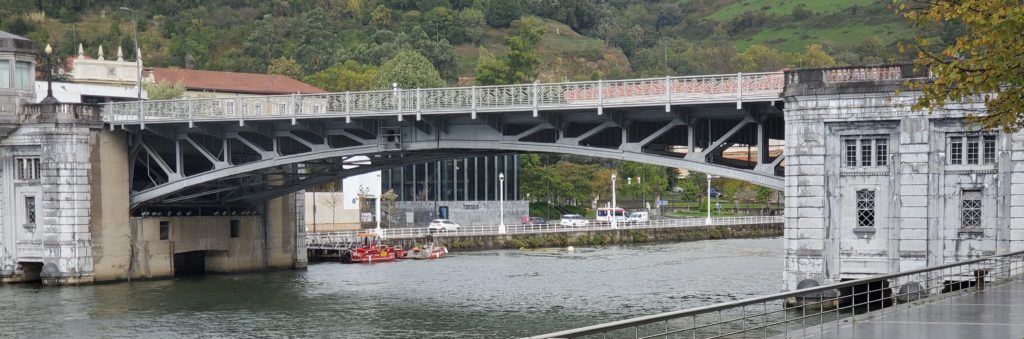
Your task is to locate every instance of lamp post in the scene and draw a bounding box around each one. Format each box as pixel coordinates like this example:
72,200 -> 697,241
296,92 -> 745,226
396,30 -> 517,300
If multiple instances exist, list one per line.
498,172 -> 506,234
119,6 -> 142,100
706,174 -> 715,225
41,44 -> 56,104
611,173 -> 617,229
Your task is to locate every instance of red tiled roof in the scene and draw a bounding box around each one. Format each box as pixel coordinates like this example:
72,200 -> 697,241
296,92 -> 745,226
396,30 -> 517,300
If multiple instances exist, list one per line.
150,68 -> 324,95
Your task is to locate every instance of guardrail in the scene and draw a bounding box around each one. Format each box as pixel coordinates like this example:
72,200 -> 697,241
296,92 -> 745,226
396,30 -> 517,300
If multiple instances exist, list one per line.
306,216 -> 782,244
101,72 -> 784,125
529,249 -> 1024,339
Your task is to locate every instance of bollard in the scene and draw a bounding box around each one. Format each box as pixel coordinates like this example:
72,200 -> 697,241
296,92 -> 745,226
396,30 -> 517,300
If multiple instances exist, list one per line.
974,269 -> 988,290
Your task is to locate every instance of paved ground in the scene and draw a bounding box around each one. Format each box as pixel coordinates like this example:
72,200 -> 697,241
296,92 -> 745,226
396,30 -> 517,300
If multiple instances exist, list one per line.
794,279 -> 1024,339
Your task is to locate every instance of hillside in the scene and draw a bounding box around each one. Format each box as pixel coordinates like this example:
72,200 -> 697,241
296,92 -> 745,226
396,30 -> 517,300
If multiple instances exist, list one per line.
0,0 -> 920,86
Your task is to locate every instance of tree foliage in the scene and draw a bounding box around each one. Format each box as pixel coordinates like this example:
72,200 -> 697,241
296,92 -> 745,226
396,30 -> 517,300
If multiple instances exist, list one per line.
474,17 -> 546,85
896,0 -> 1024,131
144,80 -> 186,100
369,50 -> 444,89
296,8 -> 337,73
485,0 -> 523,28
267,57 -> 304,79
304,60 -> 379,92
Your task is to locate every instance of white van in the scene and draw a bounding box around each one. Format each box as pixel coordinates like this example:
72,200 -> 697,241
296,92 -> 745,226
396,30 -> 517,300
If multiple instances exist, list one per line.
627,212 -> 649,223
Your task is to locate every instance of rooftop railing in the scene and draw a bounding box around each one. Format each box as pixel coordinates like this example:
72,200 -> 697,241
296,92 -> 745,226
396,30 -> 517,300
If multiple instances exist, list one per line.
529,249 -> 1024,339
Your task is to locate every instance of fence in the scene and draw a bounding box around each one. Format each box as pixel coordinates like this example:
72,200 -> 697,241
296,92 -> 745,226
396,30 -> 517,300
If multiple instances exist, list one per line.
306,216 -> 782,244
529,250 -> 1024,339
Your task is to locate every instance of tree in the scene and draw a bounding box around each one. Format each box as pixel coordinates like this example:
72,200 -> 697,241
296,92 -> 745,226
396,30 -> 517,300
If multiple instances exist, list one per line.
485,0 -> 522,28
457,8 -> 486,44
144,80 -> 186,100
797,44 -> 836,68
474,47 -> 511,85
268,57 -> 304,79
243,15 -> 285,72
896,0 -> 1024,131
304,60 -> 379,92
296,8 -> 337,73
369,50 -> 445,89
476,16 -> 546,85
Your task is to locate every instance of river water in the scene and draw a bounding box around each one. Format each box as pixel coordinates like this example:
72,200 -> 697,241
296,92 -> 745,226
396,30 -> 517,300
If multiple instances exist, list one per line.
1,238 -> 782,338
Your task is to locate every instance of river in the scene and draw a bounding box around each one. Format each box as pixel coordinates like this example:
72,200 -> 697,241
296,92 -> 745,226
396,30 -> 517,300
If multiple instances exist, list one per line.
0,238 -> 783,338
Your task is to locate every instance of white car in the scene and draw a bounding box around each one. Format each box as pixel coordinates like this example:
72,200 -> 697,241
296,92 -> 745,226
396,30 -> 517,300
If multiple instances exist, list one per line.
428,219 -> 461,232
559,214 -> 589,227
627,212 -> 649,223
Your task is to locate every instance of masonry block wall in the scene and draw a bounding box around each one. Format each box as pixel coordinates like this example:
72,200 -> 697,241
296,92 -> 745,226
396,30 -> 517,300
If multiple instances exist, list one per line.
783,73 -> 1020,291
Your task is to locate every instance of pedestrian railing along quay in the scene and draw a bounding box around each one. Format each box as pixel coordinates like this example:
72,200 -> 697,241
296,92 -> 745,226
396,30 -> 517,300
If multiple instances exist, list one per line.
100,72 -> 783,125
530,250 -> 1024,339
306,216 -> 782,244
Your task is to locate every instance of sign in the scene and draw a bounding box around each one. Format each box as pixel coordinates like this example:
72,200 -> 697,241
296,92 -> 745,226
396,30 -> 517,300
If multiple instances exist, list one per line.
656,200 -> 669,206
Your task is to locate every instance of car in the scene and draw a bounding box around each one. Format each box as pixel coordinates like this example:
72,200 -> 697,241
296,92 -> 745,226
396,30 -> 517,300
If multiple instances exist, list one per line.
559,214 -> 589,227
627,212 -> 649,223
523,216 -> 547,229
427,219 -> 461,232
709,188 -> 723,198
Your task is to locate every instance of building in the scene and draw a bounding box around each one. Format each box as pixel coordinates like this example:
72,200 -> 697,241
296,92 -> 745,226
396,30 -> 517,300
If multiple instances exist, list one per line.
382,155 -> 526,227
145,67 -> 324,97
34,43 -> 147,104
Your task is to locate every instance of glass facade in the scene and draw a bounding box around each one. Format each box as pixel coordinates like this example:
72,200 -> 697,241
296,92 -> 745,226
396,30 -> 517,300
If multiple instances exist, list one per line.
383,155 -> 519,202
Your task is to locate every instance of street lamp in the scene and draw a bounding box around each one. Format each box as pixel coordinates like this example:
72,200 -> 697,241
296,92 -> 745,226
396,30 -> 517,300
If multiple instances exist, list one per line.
119,6 -> 142,100
611,173 -> 617,229
706,174 -> 715,225
499,172 -> 506,234
41,44 -> 56,104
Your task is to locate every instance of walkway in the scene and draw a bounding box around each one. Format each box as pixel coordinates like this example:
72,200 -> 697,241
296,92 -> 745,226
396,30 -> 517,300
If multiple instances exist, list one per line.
803,279 -> 1024,339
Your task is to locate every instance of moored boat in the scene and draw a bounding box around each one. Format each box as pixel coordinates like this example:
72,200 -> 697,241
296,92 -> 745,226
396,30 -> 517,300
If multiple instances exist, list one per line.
407,235 -> 448,260
343,233 -> 397,263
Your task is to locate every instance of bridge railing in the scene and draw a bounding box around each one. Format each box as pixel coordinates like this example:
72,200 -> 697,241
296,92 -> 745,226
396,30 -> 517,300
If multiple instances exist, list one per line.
101,72 -> 784,124
306,215 -> 782,243
529,249 -> 1024,339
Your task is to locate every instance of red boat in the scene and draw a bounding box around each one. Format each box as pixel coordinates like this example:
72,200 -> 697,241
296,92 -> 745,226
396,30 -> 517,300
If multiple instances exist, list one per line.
407,235 -> 448,260
343,234 -> 397,263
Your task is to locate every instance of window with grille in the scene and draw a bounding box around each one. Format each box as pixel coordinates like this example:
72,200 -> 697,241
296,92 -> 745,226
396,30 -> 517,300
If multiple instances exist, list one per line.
15,157 -> 41,180
949,134 -> 996,165
842,136 -> 889,167
24,196 -> 36,224
961,190 -> 982,228
856,189 -> 875,227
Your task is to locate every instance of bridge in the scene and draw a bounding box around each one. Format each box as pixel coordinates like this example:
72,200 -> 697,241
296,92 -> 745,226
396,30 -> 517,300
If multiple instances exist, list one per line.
98,72 -> 787,210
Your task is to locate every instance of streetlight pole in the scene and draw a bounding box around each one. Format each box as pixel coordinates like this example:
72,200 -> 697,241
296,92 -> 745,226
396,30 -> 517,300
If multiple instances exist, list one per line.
499,172 -> 506,234
119,6 -> 142,100
42,44 -> 56,104
611,173 -> 617,229
375,172 -> 382,233
706,175 -> 714,225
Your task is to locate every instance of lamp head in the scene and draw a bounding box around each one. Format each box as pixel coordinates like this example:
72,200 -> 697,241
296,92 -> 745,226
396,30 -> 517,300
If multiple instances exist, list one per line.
499,172 -> 505,180
44,44 -> 52,55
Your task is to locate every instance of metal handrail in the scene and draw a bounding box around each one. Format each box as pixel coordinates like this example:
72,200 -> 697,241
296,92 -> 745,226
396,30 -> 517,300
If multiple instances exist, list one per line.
307,216 -> 783,241
100,72 -> 784,124
530,249 -> 1024,338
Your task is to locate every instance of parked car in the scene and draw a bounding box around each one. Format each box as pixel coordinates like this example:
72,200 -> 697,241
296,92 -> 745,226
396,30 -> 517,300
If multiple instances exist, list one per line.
427,219 -> 461,232
559,214 -> 589,227
523,216 -> 547,229
627,211 -> 649,223
709,188 -> 723,198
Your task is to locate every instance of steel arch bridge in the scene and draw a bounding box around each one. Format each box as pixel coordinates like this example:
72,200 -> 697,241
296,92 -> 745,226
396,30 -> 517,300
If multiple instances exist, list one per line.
102,72 -> 787,211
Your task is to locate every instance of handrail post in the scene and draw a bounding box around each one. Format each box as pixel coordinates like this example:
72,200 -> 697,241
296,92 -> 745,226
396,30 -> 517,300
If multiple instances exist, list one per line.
344,91 -> 351,123
139,100 -> 146,130
416,88 -> 422,121
532,81 -> 539,117
736,72 -> 743,109
291,94 -> 298,125
471,85 -> 477,119
597,79 -> 604,115
187,97 -> 193,128
664,76 -> 671,112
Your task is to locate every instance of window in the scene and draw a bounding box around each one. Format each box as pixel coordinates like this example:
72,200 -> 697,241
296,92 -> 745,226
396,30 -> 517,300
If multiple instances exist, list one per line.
230,219 -> 240,238
159,221 -> 170,240
949,134 -> 996,165
875,139 -> 888,166
961,190 -> 982,228
842,136 -> 889,167
14,61 -> 31,90
24,196 -> 36,224
845,139 -> 857,166
0,61 -> 10,89
15,157 -> 41,181
983,136 -> 996,164
856,189 -> 875,227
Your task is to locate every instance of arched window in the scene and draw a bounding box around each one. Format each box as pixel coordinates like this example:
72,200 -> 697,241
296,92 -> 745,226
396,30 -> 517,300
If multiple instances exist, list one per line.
857,189 -> 875,227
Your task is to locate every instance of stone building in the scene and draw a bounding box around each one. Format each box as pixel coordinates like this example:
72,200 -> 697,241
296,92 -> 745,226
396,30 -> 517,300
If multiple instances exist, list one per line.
782,65 -> 1024,291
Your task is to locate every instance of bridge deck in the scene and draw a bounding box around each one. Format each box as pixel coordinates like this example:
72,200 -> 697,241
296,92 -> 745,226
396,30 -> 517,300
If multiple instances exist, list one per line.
800,279 -> 1024,339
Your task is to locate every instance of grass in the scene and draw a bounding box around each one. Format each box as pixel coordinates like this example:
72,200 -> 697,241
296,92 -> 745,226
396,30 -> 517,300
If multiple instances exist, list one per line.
736,22 -> 914,52
708,0 -> 878,21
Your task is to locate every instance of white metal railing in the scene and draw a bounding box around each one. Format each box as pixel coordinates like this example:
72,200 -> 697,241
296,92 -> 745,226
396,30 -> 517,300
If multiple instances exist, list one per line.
101,72 -> 784,124
306,216 -> 782,244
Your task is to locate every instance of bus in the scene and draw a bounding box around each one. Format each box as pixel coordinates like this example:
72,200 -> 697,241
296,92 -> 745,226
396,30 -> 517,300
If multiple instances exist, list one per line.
595,207 -> 627,222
